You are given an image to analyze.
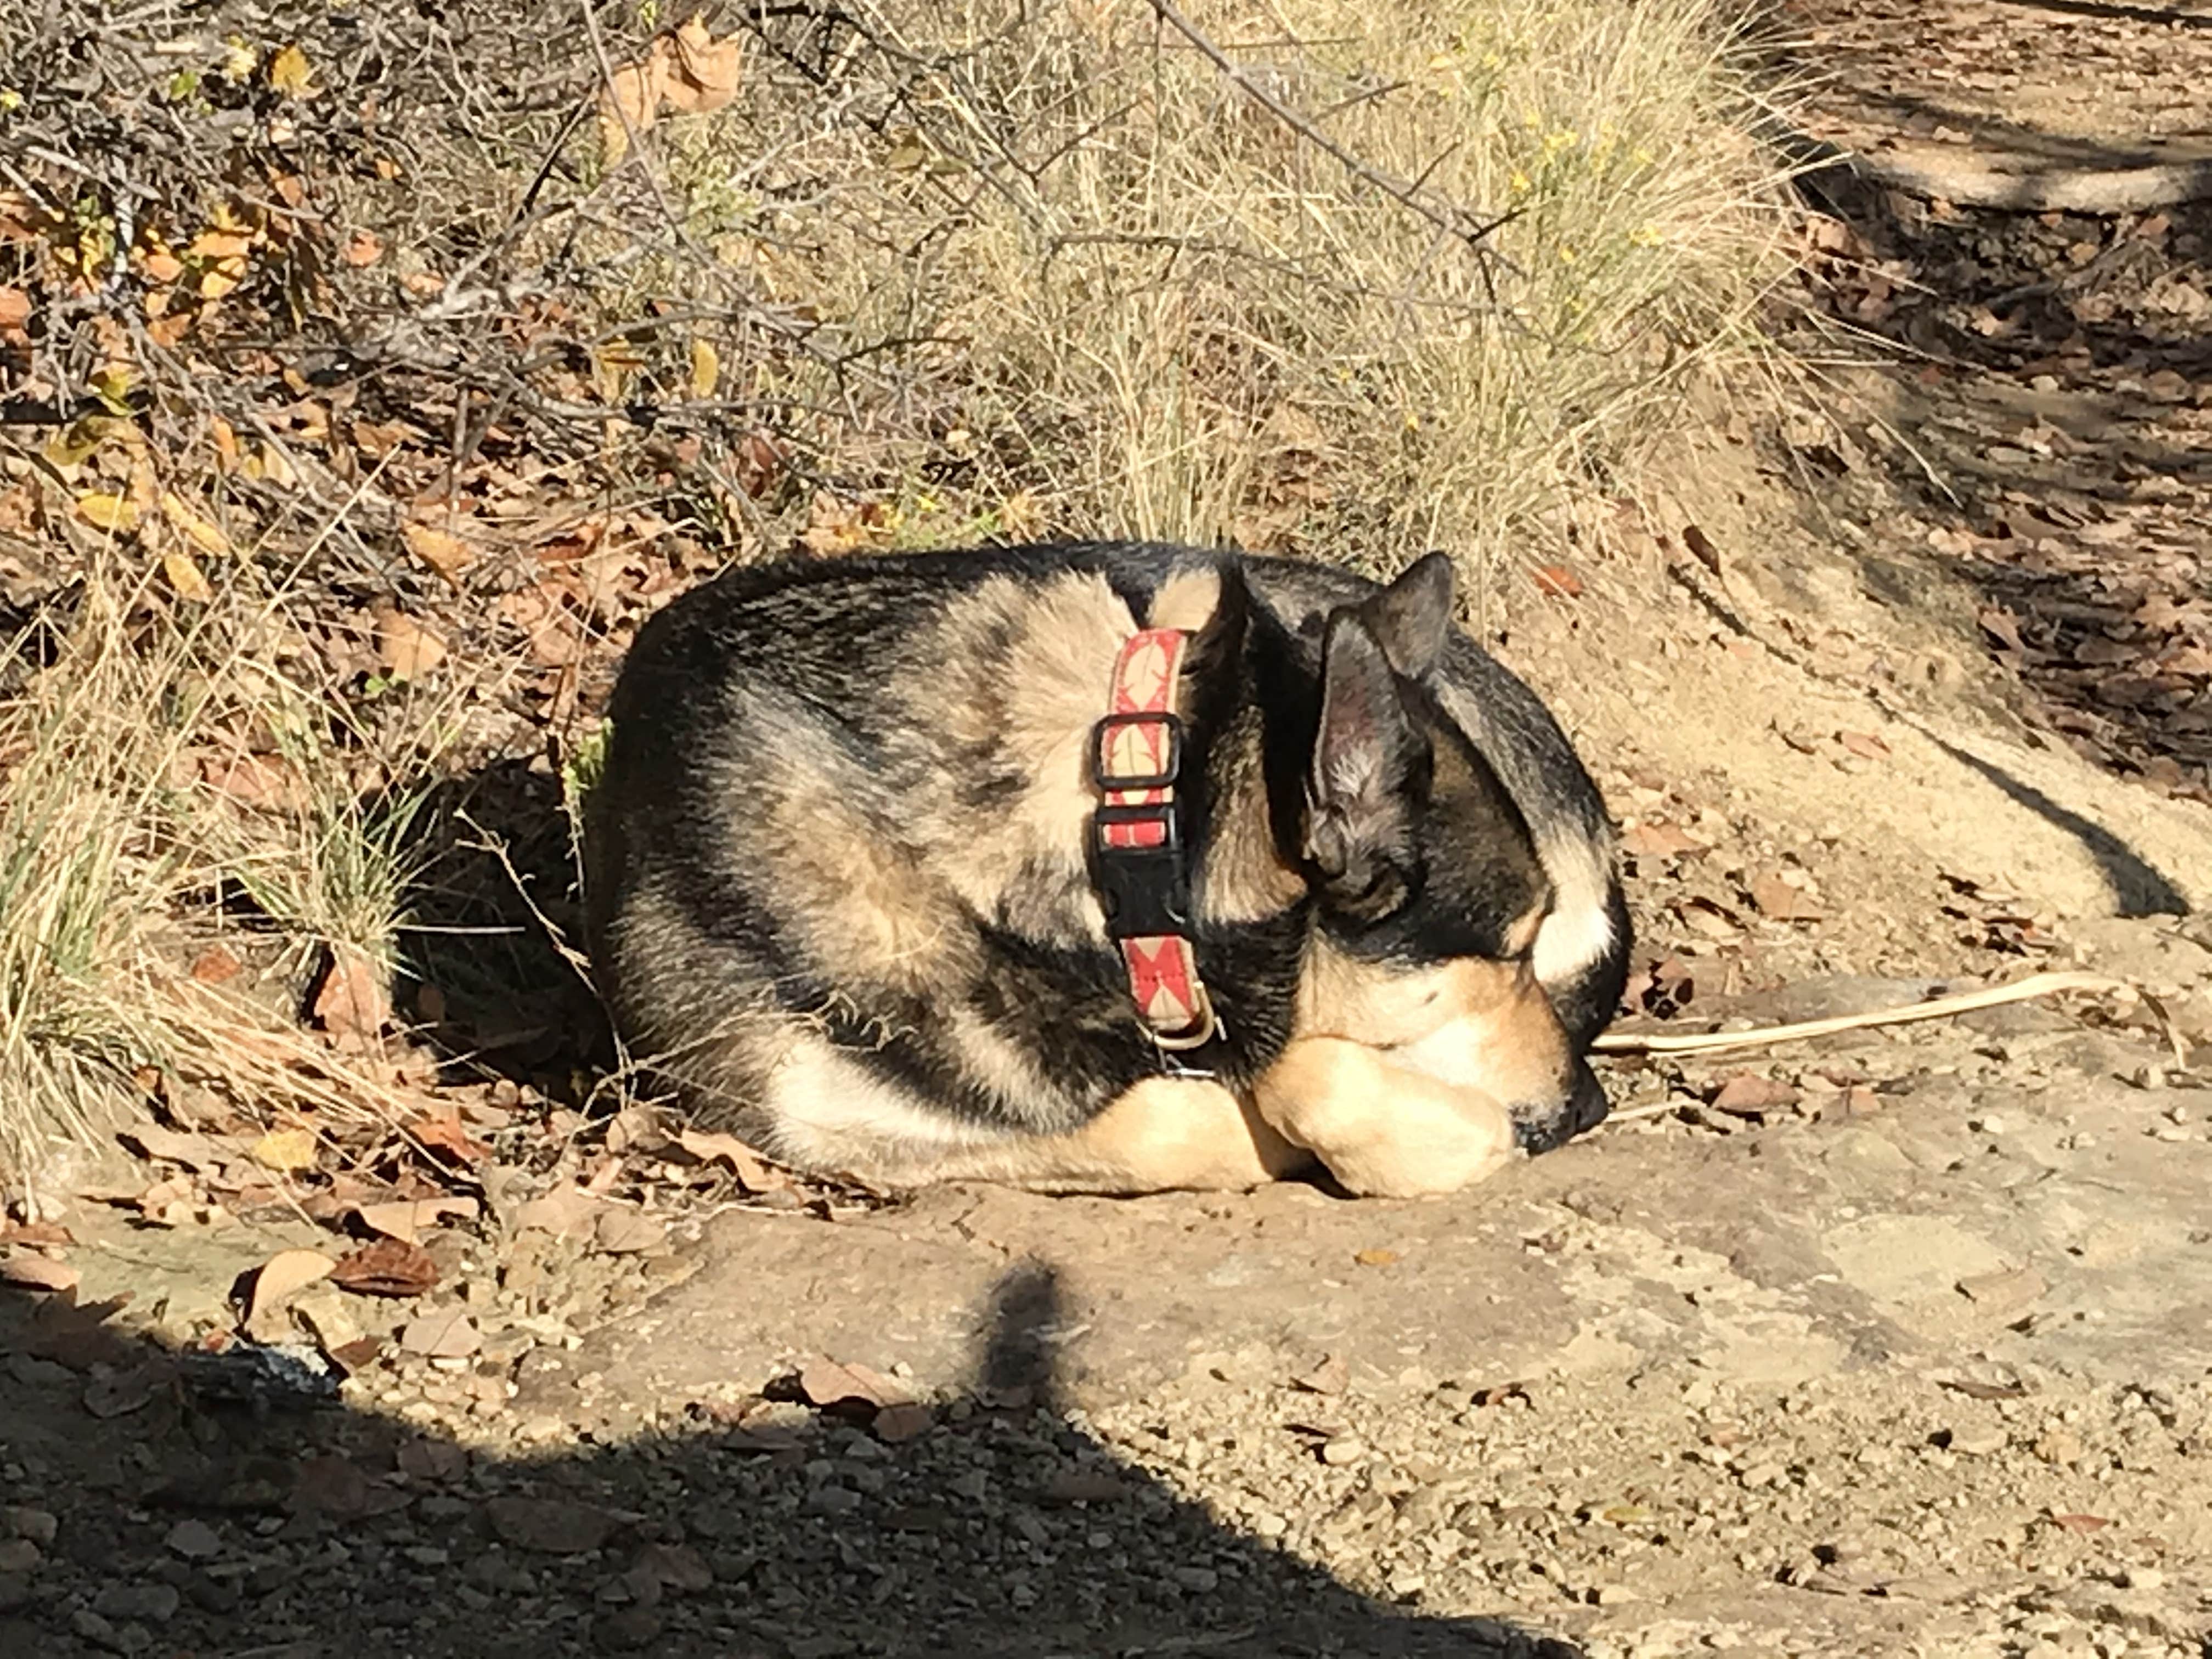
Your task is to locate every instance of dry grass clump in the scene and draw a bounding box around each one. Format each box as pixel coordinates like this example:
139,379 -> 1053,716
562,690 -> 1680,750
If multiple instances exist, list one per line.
0,542 -> 443,1184
661,0 -> 1798,589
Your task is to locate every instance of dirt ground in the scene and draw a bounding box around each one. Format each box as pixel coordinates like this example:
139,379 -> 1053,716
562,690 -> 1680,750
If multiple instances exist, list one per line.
7,3 -> 2212,1656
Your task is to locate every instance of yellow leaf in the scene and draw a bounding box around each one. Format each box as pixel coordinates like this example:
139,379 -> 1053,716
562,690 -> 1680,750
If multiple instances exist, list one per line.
187,229 -> 255,262
199,264 -> 241,301
220,39 -> 256,82
400,521 -> 473,586
251,1126 -> 320,1172
689,337 -> 720,398
75,490 -> 137,532
161,551 -> 215,602
160,492 -> 232,556
268,43 -> 314,97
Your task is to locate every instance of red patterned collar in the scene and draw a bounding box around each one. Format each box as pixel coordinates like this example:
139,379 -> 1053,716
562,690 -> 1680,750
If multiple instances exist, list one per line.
1090,628 -> 1220,1054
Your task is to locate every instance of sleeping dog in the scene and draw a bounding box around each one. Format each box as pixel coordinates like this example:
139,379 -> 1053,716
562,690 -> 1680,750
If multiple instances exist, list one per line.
584,543 -> 1628,1197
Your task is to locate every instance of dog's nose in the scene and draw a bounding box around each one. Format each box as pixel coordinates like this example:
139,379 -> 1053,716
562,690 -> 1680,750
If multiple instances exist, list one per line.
1511,1062 -> 1610,1154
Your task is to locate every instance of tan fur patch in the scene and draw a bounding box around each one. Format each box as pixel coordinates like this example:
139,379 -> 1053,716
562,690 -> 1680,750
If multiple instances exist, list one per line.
1148,566 -> 1223,633
1293,936 -> 1572,1116
1254,1035 -> 1518,1198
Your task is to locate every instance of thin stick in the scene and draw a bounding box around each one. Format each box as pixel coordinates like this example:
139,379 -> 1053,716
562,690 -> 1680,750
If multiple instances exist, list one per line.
1593,970 -> 2127,1059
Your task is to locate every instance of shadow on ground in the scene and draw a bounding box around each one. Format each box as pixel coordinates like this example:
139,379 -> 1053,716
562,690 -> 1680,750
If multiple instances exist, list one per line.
0,1263 -> 1584,1659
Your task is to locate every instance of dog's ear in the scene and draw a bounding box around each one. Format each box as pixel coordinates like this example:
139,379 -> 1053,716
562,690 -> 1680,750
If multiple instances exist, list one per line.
1304,610 -> 1427,921
1357,550 -> 1455,679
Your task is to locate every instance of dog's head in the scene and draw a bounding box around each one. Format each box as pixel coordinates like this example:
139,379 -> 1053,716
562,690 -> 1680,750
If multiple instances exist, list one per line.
1288,553 -> 1608,1153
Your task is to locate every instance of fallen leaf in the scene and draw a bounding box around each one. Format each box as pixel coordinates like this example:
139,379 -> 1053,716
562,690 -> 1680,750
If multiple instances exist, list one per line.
190,943 -> 244,984
120,1125 -> 228,1170
1531,563 -> 1583,599
514,1185 -> 604,1238
0,287 -> 29,331
160,550 -> 215,603
310,943 -> 390,1044
597,40 -> 670,167
376,610 -> 447,680
1620,821 -> 1704,860
399,1308 -> 480,1358
594,1210 -> 668,1255
872,1402 -> 935,1443
354,1197 -> 479,1245
244,1249 -> 336,1336
674,1127 -> 787,1190
798,1356 -> 914,1412
664,15 -> 743,112
2048,1511 -> 2111,1535
1,1255 -> 79,1294
400,521 -> 473,585
250,1127 -> 319,1173
328,1238 -> 440,1298
84,1363 -> 167,1418
0,1221 -> 75,1248
267,43 -> 314,96
75,491 -> 138,532
159,492 -> 231,556
688,337 -> 720,398
403,1113 -> 493,1166
1290,1354 -> 1349,1396
485,1494 -> 618,1555
1750,874 -> 1822,922
1837,730 -> 1891,760
1708,1074 -> 1799,1115
1353,1248 -> 1400,1268
341,229 -> 383,267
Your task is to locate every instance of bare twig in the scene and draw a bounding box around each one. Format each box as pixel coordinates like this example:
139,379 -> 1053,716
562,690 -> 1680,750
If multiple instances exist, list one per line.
1594,970 -> 2128,1059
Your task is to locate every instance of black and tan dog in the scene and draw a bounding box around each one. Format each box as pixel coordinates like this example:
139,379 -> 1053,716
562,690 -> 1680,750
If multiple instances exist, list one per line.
583,542 -> 1628,1198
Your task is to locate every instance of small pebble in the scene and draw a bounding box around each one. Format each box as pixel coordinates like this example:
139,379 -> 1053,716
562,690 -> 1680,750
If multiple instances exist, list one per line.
1318,1437 -> 1369,1466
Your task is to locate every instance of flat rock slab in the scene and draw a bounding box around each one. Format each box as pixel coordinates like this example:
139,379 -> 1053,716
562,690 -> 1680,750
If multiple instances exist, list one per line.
529,1026 -> 2212,1420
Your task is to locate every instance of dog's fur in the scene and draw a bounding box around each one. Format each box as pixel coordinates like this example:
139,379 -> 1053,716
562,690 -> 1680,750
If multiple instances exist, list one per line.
583,542 -> 1629,1197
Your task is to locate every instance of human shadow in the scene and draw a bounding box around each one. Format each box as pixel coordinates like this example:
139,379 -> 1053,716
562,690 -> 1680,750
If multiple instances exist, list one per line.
0,1263 -> 1590,1659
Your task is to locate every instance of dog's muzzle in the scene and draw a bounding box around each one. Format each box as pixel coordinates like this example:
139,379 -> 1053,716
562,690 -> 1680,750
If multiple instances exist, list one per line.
1513,1059 -> 1611,1155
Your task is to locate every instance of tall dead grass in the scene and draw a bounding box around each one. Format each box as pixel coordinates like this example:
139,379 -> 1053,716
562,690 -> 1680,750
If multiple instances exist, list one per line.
665,0 -> 1798,591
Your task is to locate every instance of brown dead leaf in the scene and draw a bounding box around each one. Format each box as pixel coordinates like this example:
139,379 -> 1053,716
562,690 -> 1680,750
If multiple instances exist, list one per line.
0,1221 -> 75,1249
190,943 -> 244,984
1290,1353 -> 1349,1396
121,1124 -> 229,1169
1620,821 -> 1704,860
243,1248 -> 336,1335
310,944 -> 390,1045
354,1197 -> 479,1245
1837,730 -> 1891,760
597,40 -> 670,166
328,1238 -> 440,1298
1750,874 -> 1822,923
376,610 -> 447,680
84,1363 -> 166,1418
1681,524 -> 1723,575
199,751 -> 306,812
1,1255 -> 80,1295
403,1113 -> 492,1166
872,1402 -> 935,1444
1531,563 -> 1583,599
2047,1511 -> 2111,1535
665,15 -> 743,111
675,1127 -> 787,1190
159,492 -> 232,557
0,287 -> 29,332
513,1185 -> 604,1238
798,1356 -> 914,1412
594,1209 -> 668,1256
1708,1074 -> 1799,1116
341,229 -> 383,267
400,521 -> 474,586
399,1307 -> 481,1358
